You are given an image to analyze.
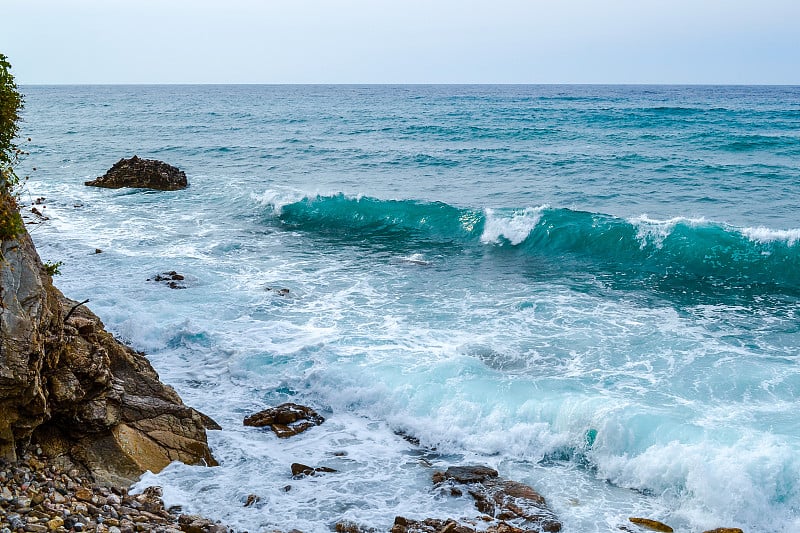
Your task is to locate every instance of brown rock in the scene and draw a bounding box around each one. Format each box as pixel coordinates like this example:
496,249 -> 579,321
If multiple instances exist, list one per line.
433,465 -> 499,484
431,465 -> 561,533
628,517 -> 673,532
85,156 -> 188,191
701,529 -> 744,533
290,463 -> 337,477
243,403 -> 324,438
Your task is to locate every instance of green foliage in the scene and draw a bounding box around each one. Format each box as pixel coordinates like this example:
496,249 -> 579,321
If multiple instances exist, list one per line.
0,53 -> 25,241
0,193 -> 23,240
43,260 -> 63,276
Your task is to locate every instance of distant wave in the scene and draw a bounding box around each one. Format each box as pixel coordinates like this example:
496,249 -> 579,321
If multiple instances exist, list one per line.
261,192 -> 800,292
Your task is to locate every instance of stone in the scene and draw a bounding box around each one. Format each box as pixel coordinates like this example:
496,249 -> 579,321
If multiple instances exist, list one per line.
243,403 -> 324,437
85,156 -> 188,191
290,463 -> 337,477
432,465 -> 498,485
628,517 -> 673,532
75,487 -> 93,502
46,517 -> 64,530
148,271 -> 188,289
701,530 -> 743,533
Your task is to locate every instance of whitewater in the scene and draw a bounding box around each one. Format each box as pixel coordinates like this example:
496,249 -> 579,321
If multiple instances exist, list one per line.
18,85 -> 800,532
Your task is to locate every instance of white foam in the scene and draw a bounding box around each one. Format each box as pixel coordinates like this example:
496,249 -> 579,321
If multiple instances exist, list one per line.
251,187 -> 307,215
741,226 -> 800,246
628,214 -> 708,248
480,205 -> 547,245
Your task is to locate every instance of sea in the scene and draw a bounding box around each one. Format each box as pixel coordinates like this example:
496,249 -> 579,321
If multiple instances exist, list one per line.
17,84 -> 800,532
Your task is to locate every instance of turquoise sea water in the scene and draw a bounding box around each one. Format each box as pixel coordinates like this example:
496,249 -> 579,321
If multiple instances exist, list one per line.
19,85 -> 800,532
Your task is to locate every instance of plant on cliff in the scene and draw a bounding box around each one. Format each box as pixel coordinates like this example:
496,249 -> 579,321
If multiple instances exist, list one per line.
0,52 -> 25,240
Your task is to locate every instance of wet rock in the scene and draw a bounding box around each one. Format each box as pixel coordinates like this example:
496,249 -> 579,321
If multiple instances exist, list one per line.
701,529 -> 743,533
290,463 -> 337,477
243,494 -> 260,507
243,403 -> 325,438
335,520 -> 376,533
432,465 -> 498,485
391,517 -> 528,533
86,156 -> 188,191
430,465 -> 561,533
628,517 -> 673,532
265,287 -> 290,296
148,271 -> 188,289
178,513 -> 227,533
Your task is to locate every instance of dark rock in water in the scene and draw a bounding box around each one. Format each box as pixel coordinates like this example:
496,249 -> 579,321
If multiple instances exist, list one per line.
433,465 -> 499,484
265,287 -> 290,296
243,402 -> 325,438
336,520 -> 377,532
243,493 -> 261,507
148,271 -> 188,289
85,156 -> 188,191
701,529 -> 744,533
428,464 -> 561,533
290,462 -> 337,477
391,517 -> 529,533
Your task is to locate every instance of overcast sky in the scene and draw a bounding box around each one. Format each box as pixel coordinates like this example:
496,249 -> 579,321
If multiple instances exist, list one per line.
3,0 -> 799,84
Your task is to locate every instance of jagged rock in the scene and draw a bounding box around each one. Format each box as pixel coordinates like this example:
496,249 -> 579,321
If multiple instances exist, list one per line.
335,520 -> 377,533
431,465 -> 561,533
85,156 -> 188,191
432,465 -> 498,484
243,403 -> 324,438
391,517 -> 529,533
0,231 -> 217,485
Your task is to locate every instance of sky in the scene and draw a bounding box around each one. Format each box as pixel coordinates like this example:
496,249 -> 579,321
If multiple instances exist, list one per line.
2,0 -> 799,85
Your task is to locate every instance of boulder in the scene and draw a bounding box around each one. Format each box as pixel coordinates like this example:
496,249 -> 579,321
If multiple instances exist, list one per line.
1,231 -> 217,485
431,465 -> 561,533
85,156 -> 187,191
243,402 -> 324,438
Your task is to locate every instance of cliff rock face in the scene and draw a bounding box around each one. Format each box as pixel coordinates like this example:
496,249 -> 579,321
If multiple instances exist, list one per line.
85,156 -> 188,191
0,231 -> 217,486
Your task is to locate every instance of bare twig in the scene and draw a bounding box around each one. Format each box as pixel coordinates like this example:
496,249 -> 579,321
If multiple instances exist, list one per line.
63,298 -> 90,323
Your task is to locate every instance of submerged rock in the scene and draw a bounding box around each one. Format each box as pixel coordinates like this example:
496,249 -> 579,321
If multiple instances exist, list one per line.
85,155 -> 188,191
243,402 -> 324,438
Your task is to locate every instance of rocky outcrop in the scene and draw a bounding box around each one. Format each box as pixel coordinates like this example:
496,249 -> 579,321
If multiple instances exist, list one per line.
243,402 -> 324,438
85,156 -> 188,191
398,465 -> 561,533
1,231 -> 217,486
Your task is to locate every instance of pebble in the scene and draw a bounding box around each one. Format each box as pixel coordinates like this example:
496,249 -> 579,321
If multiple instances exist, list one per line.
0,452 -> 229,533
